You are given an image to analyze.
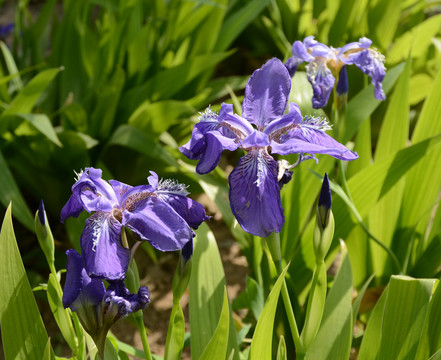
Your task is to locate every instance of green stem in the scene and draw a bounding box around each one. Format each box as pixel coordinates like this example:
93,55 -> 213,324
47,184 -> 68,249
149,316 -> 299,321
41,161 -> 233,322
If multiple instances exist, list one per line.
97,329 -> 107,360
135,311 -> 153,360
265,234 -> 302,352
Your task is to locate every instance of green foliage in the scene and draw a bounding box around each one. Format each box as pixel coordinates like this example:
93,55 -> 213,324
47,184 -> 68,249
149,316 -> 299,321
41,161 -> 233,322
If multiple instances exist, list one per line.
0,204 -> 50,359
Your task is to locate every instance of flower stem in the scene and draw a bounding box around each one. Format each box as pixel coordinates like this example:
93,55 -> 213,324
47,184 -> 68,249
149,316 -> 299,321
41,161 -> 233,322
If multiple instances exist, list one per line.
265,234 -> 302,353
135,311 -> 153,360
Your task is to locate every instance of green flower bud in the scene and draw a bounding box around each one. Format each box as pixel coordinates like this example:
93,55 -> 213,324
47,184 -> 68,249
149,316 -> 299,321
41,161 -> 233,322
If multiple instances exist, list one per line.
35,200 -> 55,272
313,174 -> 335,263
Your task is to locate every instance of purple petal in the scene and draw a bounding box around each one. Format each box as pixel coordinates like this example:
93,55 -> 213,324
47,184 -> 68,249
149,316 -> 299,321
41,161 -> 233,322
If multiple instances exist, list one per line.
306,60 -> 335,108
60,193 -> 84,222
147,171 -> 159,190
109,180 -> 133,204
344,49 -> 386,101
122,197 -> 194,251
241,130 -> 270,148
242,58 -> 291,130
229,149 -> 284,237
62,249 -> 105,310
218,103 -> 254,137
65,168 -> 119,216
196,131 -> 239,174
156,192 -> 209,229
271,120 -> 358,161
80,212 -> 130,280
264,103 -> 303,138
292,40 -> 314,62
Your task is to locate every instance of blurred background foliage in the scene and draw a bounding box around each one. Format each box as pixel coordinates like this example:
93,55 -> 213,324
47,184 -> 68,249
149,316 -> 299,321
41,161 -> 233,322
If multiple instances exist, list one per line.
1,0 -> 441,357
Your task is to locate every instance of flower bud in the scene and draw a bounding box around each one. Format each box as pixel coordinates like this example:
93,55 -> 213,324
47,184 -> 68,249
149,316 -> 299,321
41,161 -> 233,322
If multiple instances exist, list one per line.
172,240 -> 193,302
313,174 -> 335,263
35,200 -> 55,272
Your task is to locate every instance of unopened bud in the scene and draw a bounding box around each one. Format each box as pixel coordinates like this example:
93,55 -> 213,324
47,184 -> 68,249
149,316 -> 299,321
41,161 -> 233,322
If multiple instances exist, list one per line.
313,174 -> 334,263
35,200 -> 55,271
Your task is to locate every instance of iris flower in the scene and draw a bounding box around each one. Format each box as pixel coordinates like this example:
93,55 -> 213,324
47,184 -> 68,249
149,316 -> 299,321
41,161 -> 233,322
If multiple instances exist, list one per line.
180,58 -> 357,237
61,168 -> 208,280
62,249 -> 150,340
285,36 -> 386,108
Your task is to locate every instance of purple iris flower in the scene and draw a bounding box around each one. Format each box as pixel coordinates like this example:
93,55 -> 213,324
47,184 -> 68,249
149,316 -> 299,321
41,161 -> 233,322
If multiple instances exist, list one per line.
61,168 -> 208,280
62,249 -> 150,339
286,36 -> 386,108
180,58 -> 357,237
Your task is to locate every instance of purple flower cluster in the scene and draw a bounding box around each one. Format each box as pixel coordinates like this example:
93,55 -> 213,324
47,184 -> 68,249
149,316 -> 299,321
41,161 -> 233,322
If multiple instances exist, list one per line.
285,36 -> 386,108
180,58 -> 358,237
61,168 -> 208,336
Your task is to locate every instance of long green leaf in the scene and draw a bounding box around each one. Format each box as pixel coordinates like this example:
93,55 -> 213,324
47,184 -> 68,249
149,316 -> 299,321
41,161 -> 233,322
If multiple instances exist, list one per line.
368,56 -> 410,276
0,204 -> 49,359
1,67 -> 62,118
107,124 -> 178,167
17,113 -> 63,147
189,223 -> 238,360
249,264 -> 289,360
415,278 -> 441,360
378,276 -> 436,360
200,287 -> 230,360
400,66 -> 441,238
215,0 -> 271,52
343,63 -> 405,143
0,151 -> 34,231
358,286 -> 389,360
333,133 -> 441,242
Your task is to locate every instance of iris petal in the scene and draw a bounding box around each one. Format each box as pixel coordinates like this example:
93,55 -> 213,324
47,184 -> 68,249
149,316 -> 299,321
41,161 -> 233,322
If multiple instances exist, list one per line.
271,126 -> 358,161
242,58 -> 291,129
62,249 -> 105,310
123,197 -> 194,252
229,149 -> 284,237
196,131 -> 238,174
80,212 -> 130,280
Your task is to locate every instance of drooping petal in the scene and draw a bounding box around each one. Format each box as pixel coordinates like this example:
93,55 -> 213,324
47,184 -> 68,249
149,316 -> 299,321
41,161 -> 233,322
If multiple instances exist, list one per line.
122,196 -> 194,252
242,58 -> 291,130
306,59 -> 335,108
80,212 -> 130,280
61,194 -> 84,222
271,118 -> 358,161
336,65 -> 348,95
344,49 -> 386,100
196,131 -> 239,174
179,111 -> 220,160
62,249 -> 105,310
229,149 -> 284,237
155,180 -> 209,229
61,168 -> 119,221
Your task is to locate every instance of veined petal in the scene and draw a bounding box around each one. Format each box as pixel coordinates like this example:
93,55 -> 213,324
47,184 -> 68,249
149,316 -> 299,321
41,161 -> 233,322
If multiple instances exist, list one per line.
229,149 -> 284,237
155,180 -> 209,229
242,58 -> 291,130
109,180 -> 132,204
122,197 -> 194,252
61,194 -> 84,223
264,103 -> 303,138
196,131 -> 239,174
241,130 -> 270,148
62,249 -> 105,310
271,118 -> 358,161
306,59 -> 335,108
70,168 -> 119,215
80,212 -> 129,280
218,105 -> 254,138
344,49 -> 386,100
